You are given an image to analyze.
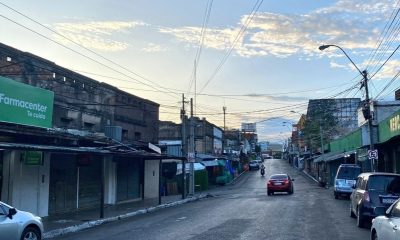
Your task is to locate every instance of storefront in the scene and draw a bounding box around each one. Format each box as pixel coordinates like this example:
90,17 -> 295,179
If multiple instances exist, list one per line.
116,157 -> 142,202
48,153 -> 103,214
378,110 -> 400,174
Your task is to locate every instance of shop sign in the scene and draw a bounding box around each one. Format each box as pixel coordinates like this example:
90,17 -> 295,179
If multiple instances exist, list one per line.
0,76 -> 54,128
390,114 -> 400,132
23,151 -> 43,165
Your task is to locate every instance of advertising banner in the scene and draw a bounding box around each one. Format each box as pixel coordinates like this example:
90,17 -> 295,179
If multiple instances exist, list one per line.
0,76 -> 54,128
241,122 -> 256,132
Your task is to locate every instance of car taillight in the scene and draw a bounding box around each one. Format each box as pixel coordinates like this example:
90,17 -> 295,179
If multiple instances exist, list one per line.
267,180 -> 272,185
363,191 -> 370,202
284,180 -> 289,184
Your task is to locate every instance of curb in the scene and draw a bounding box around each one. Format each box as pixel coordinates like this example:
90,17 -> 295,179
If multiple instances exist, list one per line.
227,170 -> 248,185
302,170 -> 319,184
43,194 -> 209,239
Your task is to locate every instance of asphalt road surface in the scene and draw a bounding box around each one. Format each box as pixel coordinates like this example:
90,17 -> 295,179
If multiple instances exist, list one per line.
56,159 -> 370,240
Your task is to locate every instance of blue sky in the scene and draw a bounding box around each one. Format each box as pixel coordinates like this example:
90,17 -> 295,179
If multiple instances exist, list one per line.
1,0 -> 399,142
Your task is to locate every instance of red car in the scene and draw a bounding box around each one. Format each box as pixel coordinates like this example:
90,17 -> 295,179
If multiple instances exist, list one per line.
267,174 -> 294,195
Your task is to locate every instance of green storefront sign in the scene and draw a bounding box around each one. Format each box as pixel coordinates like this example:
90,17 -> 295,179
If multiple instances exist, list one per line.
22,151 -> 43,165
0,76 -> 54,128
379,109 -> 400,143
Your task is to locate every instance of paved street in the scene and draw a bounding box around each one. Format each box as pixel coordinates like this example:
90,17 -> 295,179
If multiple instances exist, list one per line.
56,159 -> 370,240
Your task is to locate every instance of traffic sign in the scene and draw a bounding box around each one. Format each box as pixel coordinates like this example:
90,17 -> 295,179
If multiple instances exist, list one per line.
368,150 -> 378,160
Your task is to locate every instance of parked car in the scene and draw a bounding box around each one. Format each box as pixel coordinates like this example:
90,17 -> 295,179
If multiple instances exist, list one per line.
0,201 -> 43,240
249,160 -> 260,170
334,164 -> 361,199
350,172 -> 400,228
370,199 -> 400,240
267,174 -> 294,195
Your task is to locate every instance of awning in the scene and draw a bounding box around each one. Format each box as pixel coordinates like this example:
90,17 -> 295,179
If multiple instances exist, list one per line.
0,142 -> 109,154
201,159 -> 220,167
314,151 -> 356,163
0,142 -> 186,161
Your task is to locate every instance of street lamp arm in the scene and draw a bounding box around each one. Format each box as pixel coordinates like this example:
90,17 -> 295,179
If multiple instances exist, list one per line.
319,44 -> 363,76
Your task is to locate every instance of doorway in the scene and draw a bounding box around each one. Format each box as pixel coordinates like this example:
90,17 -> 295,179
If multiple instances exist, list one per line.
48,154 -> 77,214
116,159 -> 140,202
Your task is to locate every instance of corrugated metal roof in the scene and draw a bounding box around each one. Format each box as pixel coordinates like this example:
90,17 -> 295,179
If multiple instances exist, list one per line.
314,150 -> 355,163
0,142 -> 185,160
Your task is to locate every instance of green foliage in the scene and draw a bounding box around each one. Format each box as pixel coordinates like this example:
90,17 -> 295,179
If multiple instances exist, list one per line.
303,100 -> 339,151
255,145 -> 261,153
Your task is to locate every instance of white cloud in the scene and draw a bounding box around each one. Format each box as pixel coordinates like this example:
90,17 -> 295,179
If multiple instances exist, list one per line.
370,59 -> 400,80
53,21 -> 146,51
330,61 -> 347,69
158,1 -> 394,59
142,43 -> 168,53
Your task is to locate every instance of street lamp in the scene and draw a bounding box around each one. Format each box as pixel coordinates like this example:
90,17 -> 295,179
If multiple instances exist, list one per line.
319,44 -> 375,171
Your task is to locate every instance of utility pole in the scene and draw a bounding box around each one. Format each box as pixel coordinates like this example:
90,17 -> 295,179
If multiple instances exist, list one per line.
189,98 -> 195,196
181,94 -> 187,156
180,94 -> 187,198
223,106 -> 226,154
362,70 -> 375,171
319,125 -> 324,184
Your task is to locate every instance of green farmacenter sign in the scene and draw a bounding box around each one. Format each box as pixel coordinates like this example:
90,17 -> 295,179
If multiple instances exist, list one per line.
0,76 -> 54,128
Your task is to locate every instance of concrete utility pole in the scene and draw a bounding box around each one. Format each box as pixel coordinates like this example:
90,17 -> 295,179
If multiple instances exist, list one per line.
223,106 -> 226,154
189,98 -> 195,196
319,124 -> 325,183
362,70 -> 375,171
181,94 -> 187,198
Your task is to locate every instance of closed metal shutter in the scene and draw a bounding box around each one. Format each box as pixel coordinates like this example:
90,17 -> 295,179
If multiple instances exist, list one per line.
49,154 -> 77,214
117,159 -> 140,202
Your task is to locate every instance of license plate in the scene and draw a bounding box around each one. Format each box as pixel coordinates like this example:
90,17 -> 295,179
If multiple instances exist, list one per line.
382,198 -> 397,204
274,182 -> 282,185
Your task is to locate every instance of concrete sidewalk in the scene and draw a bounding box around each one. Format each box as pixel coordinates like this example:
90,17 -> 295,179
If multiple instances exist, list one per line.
42,171 -> 248,239
43,194 -> 210,239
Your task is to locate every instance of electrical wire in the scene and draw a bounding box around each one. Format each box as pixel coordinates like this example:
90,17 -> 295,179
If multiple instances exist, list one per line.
198,0 -> 264,93
0,6 -> 178,99
187,0 -> 213,95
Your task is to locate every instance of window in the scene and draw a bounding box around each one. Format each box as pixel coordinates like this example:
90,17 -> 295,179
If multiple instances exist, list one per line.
368,176 -> 400,193
337,167 -> 361,179
270,174 -> 288,180
356,177 -> 362,189
0,203 -> 8,215
361,178 -> 367,190
84,122 -> 95,130
391,201 -> 400,218
122,129 -> 128,140
134,132 -> 141,141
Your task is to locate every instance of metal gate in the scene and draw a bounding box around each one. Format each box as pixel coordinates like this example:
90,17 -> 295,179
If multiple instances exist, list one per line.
116,159 -> 141,202
49,154 -> 77,214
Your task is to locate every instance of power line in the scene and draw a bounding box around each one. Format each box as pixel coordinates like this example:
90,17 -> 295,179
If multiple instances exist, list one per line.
187,0 -> 213,95
366,1 -> 400,69
0,4 -> 178,98
375,70 -> 400,99
198,0 -> 264,93
366,4 -> 400,76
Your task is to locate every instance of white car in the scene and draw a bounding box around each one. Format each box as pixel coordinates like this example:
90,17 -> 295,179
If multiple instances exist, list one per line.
371,199 -> 400,240
0,201 -> 43,240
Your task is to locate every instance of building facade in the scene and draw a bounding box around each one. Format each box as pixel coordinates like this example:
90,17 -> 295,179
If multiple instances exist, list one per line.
0,43 -> 176,217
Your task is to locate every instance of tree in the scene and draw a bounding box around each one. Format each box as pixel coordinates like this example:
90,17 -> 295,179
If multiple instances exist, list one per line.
303,100 -> 339,152
255,145 -> 261,154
